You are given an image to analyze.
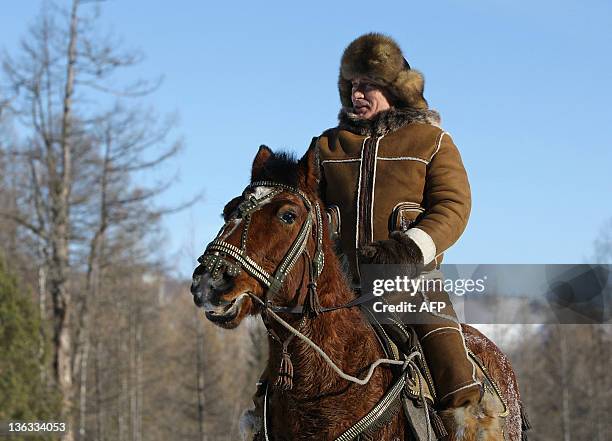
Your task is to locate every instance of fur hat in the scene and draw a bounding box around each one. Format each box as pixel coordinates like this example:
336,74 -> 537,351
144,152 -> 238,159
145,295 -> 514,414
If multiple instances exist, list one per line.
338,33 -> 428,109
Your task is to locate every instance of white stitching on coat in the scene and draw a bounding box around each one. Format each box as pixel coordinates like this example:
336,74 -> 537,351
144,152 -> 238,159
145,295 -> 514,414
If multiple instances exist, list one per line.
321,158 -> 361,164
370,136 -> 383,242
377,156 -> 429,164
429,131 -> 448,162
421,326 -> 462,342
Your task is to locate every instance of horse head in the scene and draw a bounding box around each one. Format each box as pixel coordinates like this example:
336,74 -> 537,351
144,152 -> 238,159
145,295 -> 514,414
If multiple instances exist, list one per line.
191,144 -> 325,329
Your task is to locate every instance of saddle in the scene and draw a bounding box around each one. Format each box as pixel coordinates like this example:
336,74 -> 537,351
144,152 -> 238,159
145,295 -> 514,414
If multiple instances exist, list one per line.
363,309 -> 509,441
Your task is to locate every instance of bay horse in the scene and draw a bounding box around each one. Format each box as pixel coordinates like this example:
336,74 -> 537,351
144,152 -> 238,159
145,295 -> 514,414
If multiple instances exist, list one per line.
191,145 -> 527,441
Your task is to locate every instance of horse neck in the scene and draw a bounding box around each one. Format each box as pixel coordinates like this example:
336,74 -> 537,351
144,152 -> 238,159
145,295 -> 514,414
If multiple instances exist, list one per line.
266,237 -> 382,396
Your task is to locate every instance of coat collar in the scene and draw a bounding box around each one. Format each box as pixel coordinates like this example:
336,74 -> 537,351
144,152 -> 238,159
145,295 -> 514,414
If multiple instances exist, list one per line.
338,107 -> 441,136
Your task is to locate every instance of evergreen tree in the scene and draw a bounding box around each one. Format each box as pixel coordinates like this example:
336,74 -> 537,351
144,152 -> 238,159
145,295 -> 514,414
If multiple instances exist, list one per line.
0,258 -> 60,429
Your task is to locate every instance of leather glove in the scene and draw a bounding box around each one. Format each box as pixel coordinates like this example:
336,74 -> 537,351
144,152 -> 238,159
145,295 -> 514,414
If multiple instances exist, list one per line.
358,231 -> 424,276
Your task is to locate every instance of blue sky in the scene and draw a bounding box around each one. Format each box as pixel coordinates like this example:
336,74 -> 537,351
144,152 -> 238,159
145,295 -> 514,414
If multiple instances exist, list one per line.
2,1 -> 611,276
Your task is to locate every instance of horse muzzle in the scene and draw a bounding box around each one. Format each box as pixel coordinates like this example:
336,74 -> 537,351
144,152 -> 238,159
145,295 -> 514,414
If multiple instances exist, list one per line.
191,262 -> 234,303
191,263 -> 252,324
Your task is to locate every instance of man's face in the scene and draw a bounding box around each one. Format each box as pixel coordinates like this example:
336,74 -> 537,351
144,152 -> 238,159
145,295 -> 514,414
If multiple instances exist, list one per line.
351,78 -> 393,119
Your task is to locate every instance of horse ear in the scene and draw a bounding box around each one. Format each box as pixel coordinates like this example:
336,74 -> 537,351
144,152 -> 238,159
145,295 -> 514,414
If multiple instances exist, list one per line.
251,145 -> 273,180
298,138 -> 321,192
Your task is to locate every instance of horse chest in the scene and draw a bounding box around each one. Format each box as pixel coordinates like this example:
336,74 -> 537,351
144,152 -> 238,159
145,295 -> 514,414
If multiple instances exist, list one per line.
266,377 -> 398,441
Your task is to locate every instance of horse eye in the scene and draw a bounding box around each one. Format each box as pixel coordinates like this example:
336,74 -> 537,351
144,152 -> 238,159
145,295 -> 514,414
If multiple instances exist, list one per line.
279,211 -> 297,224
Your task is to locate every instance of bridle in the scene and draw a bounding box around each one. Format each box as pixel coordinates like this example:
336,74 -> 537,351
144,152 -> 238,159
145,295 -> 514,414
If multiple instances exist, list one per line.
198,180 -> 326,316
199,179 -> 377,316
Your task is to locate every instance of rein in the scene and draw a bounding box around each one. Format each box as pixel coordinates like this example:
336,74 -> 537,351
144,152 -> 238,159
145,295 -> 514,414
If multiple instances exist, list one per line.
255,295 -> 434,441
249,294 -> 409,385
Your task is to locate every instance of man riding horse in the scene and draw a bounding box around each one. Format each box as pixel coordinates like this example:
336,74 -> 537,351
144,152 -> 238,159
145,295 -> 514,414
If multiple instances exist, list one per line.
247,32 -> 483,437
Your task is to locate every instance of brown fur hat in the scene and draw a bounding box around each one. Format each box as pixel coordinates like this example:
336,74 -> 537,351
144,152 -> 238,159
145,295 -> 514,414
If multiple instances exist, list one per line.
338,33 -> 428,109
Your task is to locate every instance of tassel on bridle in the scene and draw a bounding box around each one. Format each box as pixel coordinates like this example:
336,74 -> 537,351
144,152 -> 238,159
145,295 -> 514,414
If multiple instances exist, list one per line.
275,340 -> 294,391
266,326 -> 298,392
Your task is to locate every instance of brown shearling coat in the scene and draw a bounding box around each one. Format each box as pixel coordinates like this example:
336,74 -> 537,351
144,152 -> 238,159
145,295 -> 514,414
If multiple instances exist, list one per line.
316,107 -> 471,281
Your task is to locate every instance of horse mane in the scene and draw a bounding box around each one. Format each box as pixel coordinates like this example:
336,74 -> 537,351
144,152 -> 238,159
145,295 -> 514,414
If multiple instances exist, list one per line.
250,150 -> 301,188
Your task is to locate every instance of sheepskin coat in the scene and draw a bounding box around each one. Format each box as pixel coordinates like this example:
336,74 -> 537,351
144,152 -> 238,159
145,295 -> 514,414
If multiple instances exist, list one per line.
316,107 -> 471,281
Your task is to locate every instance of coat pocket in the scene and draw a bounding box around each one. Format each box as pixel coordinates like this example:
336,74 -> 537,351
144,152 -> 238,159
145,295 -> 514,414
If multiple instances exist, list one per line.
389,202 -> 425,233
325,205 -> 341,241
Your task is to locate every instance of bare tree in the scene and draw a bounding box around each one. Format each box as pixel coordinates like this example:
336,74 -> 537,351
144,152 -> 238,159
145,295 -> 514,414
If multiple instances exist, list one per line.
0,2 -> 187,439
